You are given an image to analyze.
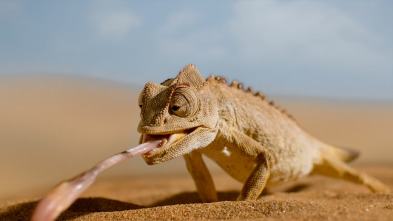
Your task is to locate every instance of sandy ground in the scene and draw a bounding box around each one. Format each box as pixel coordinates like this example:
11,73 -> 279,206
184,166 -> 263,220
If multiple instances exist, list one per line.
0,76 -> 392,220
1,167 -> 392,220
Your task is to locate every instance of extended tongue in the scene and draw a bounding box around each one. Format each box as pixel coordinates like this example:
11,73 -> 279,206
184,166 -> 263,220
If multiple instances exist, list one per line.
31,140 -> 161,221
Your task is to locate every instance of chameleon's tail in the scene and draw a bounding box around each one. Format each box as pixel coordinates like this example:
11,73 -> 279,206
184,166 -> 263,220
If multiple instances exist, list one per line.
313,143 -> 389,193
324,144 -> 359,163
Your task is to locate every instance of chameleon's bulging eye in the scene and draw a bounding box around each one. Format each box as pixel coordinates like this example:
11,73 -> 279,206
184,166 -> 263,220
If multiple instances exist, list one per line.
170,86 -> 198,117
171,105 -> 180,111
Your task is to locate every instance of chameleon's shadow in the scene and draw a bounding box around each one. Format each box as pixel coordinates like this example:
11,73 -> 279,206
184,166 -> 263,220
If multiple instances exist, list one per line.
283,183 -> 310,193
153,190 -> 239,206
0,197 -> 144,221
0,191 -> 239,221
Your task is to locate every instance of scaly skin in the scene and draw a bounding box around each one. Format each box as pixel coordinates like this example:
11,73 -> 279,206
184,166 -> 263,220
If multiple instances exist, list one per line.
138,64 -> 390,202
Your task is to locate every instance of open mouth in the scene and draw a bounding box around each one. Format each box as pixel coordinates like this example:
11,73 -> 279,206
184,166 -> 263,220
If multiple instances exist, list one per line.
141,129 -> 197,156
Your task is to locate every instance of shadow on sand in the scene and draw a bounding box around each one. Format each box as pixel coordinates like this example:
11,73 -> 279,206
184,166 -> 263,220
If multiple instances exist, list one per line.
0,191 -> 240,220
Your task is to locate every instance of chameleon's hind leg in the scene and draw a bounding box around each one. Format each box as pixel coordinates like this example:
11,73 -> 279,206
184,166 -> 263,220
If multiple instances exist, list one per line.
312,157 -> 390,193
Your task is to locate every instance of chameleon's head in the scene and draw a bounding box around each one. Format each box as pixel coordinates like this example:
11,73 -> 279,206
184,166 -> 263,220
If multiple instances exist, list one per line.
137,64 -> 219,164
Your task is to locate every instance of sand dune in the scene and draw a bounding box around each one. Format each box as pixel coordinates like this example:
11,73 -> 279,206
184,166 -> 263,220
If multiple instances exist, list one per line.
0,75 -> 392,220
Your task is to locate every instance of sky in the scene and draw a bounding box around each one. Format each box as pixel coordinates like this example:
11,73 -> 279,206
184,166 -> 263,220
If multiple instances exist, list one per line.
0,0 -> 392,100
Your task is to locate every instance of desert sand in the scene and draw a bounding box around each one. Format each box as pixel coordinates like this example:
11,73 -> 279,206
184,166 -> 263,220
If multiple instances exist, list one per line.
0,75 -> 392,220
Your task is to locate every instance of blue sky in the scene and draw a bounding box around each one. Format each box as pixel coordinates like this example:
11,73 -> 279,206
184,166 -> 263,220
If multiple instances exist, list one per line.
1,0 -> 392,100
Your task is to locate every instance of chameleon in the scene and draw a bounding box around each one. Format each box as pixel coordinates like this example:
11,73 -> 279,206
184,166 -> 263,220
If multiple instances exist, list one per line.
138,64 -> 390,201
31,64 -> 390,220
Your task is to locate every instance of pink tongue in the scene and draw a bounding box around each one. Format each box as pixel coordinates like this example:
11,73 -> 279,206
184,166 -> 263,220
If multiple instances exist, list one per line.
141,134 -> 170,155
31,140 -> 161,221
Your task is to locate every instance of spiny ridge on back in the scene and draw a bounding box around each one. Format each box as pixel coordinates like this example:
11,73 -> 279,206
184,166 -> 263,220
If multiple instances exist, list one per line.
214,76 -> 227,84
213,76 -> 295,121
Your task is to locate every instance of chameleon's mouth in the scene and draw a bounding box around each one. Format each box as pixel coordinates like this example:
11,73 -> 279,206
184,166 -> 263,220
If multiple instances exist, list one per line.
141,128 -> 195,156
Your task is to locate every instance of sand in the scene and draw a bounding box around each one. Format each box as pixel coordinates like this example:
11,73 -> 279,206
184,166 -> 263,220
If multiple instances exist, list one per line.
1,167 -> 392,220
1,76 -> 392,220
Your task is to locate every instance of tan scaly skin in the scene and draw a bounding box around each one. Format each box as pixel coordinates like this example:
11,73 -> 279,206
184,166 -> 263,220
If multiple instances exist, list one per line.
138,64 -> 390,202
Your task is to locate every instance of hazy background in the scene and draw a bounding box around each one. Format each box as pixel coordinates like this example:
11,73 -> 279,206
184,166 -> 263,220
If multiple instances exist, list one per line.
0,0 -> 392,202
1,0 -> 392,100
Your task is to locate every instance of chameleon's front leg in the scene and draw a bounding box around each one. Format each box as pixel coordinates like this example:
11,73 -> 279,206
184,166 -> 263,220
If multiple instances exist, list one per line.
237,154 -> 272,200
226,129 -> 275,201
184,151 -> 218,202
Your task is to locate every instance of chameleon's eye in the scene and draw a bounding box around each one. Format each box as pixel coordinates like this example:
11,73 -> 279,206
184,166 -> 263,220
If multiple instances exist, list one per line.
170,86 -> 198,117
171,105 -> 180,111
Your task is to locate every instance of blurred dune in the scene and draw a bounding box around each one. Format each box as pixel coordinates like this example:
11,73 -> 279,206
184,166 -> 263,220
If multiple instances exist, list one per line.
1,75 -> 392,203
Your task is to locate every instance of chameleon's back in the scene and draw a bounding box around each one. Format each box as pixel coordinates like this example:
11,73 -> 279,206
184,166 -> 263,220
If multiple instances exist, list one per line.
208,78 -> 334,185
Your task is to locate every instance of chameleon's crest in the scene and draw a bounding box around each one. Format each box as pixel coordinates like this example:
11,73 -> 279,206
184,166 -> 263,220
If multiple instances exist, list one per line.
175,64 -> 206,87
